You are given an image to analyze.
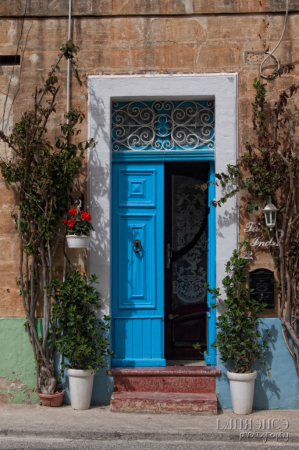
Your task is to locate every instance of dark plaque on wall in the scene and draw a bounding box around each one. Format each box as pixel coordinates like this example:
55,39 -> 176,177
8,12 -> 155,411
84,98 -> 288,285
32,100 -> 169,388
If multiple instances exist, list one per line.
249,269 -> 275,309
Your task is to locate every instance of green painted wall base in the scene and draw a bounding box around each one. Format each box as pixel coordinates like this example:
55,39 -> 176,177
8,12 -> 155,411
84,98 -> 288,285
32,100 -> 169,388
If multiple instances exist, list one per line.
0,318 -> 40,404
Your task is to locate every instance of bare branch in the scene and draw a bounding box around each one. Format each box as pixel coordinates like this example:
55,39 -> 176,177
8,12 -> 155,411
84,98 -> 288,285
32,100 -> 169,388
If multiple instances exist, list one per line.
17,211 -> 49,369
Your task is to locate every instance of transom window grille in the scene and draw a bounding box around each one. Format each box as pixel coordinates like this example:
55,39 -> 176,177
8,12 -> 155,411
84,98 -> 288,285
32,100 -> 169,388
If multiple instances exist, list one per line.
111,100 -> 215,151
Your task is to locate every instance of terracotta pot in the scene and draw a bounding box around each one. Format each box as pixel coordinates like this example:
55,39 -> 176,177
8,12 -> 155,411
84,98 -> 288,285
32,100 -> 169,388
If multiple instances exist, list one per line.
37,389 -> 65,407
66,235 -> 91,248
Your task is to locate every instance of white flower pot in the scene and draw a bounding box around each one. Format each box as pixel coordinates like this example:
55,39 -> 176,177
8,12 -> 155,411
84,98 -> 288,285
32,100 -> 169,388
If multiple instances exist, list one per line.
66,235 -> 91,249
227,370 -> 257,415
67,369 -> 95,410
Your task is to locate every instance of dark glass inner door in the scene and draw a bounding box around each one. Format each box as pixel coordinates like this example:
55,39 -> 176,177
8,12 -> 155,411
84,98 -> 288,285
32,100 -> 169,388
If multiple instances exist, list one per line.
164,162 -> 209,360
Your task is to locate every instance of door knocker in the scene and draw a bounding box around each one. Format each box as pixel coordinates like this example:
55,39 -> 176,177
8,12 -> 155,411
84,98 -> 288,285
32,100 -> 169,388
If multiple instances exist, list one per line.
132,239 -> 142,253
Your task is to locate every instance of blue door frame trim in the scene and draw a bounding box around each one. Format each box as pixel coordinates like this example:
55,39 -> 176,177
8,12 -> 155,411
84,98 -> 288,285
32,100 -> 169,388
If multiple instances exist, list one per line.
112,154 -> 216,366
204,162 -> 216,365
112,150 -> 215,162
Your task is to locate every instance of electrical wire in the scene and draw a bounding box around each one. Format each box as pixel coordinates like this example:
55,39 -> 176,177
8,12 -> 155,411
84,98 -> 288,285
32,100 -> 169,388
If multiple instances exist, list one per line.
260,0 -> 289,79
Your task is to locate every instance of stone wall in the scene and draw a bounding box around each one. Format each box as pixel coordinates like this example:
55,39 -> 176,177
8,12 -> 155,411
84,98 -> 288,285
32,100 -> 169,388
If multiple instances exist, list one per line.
1,0 -> 299,16
1,8 -> 298,316
0,0 -> 298,403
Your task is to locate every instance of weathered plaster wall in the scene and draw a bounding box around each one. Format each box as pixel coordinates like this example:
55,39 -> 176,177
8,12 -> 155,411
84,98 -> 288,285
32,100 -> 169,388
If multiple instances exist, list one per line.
0,318 -> 39,404
0,1 -> 299,404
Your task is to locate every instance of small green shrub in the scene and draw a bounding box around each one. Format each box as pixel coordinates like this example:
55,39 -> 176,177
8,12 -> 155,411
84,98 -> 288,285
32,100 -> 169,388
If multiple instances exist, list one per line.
208,243 -> 270,374
52,271 -> 113,372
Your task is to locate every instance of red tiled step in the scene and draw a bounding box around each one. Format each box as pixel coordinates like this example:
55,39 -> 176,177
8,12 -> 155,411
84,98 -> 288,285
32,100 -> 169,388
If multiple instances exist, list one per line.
108,366 -> 220,394
110,391 -> 218,415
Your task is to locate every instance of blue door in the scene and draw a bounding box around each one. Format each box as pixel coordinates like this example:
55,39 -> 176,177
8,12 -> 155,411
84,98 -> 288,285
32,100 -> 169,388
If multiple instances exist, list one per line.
112,162 -> 165,367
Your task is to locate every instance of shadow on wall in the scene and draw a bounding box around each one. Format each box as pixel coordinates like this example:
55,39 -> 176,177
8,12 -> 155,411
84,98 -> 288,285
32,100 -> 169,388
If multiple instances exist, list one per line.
253,323 -> 280,410
216,318 -> 299,410
88,81 -> 111,318
216,206 -> 239,239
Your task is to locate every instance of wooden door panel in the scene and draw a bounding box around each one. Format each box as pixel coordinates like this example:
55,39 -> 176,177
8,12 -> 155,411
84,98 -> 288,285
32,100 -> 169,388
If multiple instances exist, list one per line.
118,214 -> 156,309
112,162 -> 165,367
164,162 -> 209,360
173,314 -> 207,346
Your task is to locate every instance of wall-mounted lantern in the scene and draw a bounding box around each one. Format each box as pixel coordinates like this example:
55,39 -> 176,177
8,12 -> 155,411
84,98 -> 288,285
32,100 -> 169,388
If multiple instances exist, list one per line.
263,199 -> 278,229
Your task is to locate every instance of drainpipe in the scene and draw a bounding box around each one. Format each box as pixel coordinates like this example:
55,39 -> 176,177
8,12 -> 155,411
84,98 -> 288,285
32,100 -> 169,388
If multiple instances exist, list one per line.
63,0 -> 72,283
66,0 -> 72,120
60,0 -> 72,374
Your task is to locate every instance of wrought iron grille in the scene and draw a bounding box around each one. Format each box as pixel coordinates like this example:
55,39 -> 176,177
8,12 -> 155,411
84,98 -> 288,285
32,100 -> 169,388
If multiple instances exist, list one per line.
111,100 -> 215,151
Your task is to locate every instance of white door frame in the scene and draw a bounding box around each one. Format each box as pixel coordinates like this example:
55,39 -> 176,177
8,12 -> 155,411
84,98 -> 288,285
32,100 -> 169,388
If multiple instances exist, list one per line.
87,74 -> 239,330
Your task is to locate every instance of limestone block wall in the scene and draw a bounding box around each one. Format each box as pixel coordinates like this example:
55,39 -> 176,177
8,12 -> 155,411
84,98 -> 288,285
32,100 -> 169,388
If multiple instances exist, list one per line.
0,0 -> 298,404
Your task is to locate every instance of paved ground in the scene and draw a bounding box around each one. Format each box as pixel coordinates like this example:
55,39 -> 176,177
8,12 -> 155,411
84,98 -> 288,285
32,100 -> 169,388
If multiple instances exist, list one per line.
1,439 -> 299,450
0,404 -> 298,448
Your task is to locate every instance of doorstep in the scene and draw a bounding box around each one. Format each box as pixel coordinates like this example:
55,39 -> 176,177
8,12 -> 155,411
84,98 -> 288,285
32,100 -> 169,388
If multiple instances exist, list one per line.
108,366 -> 220,415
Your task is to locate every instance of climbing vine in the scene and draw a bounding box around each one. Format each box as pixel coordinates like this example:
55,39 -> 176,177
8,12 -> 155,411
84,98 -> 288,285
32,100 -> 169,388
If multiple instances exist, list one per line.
0,41 -> 93,394
214,67 -> 299,375
208,243 -> 270,374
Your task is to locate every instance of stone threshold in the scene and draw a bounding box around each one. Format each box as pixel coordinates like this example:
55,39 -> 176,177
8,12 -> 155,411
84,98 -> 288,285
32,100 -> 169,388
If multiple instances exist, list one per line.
108,366 -> 220,377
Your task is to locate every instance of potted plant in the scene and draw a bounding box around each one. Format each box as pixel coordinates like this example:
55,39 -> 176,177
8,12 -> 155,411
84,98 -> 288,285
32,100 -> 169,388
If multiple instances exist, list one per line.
208,243 -> 270,414
37,387 -> 65,407
64,208 -> 94,248
52,271 -> 113,410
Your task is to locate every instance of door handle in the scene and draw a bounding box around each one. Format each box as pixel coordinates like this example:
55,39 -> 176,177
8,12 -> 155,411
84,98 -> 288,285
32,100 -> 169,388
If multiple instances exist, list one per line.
132,239 -> 142,253
168,313 -> 179,320
166,243 -> 172,269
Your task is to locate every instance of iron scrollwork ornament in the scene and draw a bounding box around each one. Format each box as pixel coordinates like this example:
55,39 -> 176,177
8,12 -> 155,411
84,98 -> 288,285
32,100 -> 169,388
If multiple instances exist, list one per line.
112,101 -> 215,151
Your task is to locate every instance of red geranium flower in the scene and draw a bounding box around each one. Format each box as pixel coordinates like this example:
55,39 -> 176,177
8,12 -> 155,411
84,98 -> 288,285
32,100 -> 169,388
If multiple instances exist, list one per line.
82,212 -> 91,221
80,210 -> 85,215
68,218 -> 75,228
69,208 -> 77,216
63,219 -> 67,225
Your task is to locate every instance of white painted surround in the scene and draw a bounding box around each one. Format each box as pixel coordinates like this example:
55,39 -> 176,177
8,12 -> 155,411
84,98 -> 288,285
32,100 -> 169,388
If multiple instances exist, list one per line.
88,74 -> 239,317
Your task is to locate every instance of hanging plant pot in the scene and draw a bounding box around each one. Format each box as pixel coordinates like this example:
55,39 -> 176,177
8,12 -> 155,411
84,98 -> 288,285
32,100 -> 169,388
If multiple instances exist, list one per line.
67,369 -> 95,410
37,389 -> 65,407
66,235 -> 91,248
227,371 -> 257,414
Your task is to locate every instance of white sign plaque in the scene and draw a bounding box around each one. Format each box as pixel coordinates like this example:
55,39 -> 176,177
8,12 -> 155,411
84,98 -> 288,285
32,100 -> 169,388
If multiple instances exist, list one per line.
242,222 -> 278,259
